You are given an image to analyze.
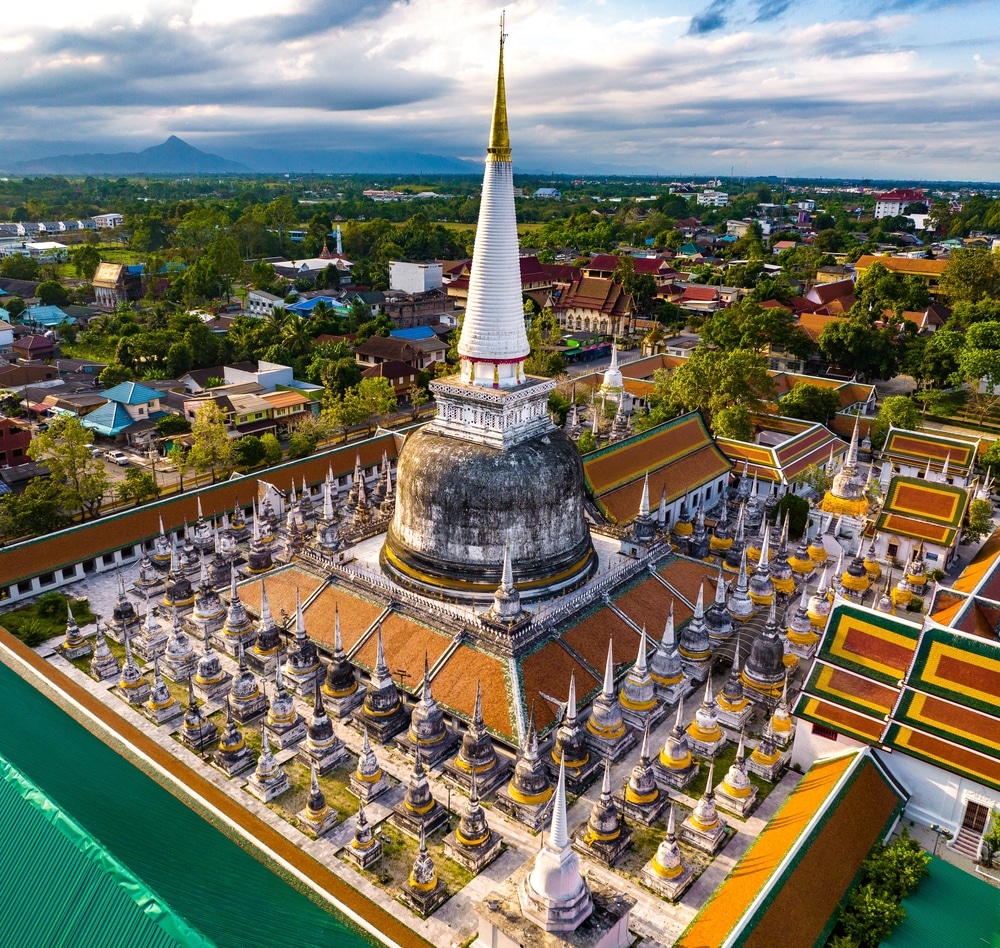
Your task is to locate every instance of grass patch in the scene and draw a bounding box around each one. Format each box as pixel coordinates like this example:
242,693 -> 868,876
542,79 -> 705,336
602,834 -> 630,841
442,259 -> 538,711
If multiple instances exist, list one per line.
615,806 -> 717,887
686,741 -> 777,803
1,592 -> 96,646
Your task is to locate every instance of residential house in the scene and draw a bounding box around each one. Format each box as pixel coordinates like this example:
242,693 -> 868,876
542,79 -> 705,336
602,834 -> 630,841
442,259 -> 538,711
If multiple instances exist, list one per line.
389,261 -> 443,294
853,255 -> 949,298
360,360 -> 419,398
874,189 -> 925,219
246,289 -> 286,318
22,305 -> 73,331
581,254 -> 679,287
11,335 -> 56,362
228,393 -> 277,437
259,390 -> 315,437
0,319 -> 14,354
92,213 -> 124,229
222,360 -> 321,397
389,326 -> 449,367
81,381 -> 165,442
0,363 -> 57,387
354,336 -> 423,370
0,416 -> 32,467
803,279 -> 856,314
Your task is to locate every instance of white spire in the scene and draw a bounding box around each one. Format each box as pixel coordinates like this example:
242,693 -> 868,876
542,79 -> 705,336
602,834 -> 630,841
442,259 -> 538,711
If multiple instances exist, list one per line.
602,638 -> 615,699
259,581 -> 271,623
333,603 -> 344,658
639,472 -> 650,518
566,673 -> 577,726
635,626 -> 649,676
197,495 -> 204,521
548,754 -> 569,851
295,587 -> 306,641
456,25 -> 528,386
715,567 -> 726,605
694,582 -> 705,618
663,601 -> 675,648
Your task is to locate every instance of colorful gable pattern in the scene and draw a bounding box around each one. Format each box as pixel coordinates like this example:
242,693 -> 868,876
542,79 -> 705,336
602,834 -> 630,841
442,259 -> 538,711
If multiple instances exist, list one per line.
882,427 -> 979,477
873,475 -> 970,548
797,603 -> 1000,791
718,418 -> 845,485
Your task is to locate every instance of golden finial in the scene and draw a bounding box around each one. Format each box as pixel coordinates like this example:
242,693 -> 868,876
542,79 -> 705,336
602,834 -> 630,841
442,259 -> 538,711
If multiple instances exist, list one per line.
487,12 -> 512,162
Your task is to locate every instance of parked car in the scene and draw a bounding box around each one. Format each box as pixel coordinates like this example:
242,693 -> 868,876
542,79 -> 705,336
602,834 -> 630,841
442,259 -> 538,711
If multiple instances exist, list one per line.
106,450 -> 130,466
87,445 -> 101,457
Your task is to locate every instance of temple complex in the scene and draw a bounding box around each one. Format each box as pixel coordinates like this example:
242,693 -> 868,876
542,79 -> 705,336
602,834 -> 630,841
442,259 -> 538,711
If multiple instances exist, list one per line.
443,768 -> 503,873
443,681 -> 510,795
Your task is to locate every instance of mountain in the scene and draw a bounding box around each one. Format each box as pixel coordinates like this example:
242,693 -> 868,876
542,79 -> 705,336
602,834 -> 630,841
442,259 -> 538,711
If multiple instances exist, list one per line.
218,146 -> 479,175
4,136 -> 249,175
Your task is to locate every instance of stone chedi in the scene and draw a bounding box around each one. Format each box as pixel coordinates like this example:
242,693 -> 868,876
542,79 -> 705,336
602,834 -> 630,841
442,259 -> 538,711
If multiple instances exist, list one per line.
300,679 -> 348,774
349,727 -> 391,802
245,503 -> 274,575
161,608 -> 198,683
624,722 -> 670,825
680,761 -> 728,854
245,727 -> 290,803
678,584 -> 712,680
354,624 -> 409,743
298,764 -> 337,837
281,590 -> 322,696
144,657 -> 182,725
724,503 -> 747,572
444,767 -> 503,874
770,676 -> 796,748
89,622 -> 120,681
727,548 -> 755,622
108,573 -> 141,643
229,641 -> 269,724
715,730 -> 759,817
617,626 -> 664,730
495,705 -> 554,831
748,528 -> 775,607
391,747 -> 448,838
248,582 -> 283,676
573,755 -> 632,867
134,552 -> 162,594
191,554 -> 226,638
705,568 -> 735,642
320,605 -> 363,718
807,567 -> 833,629
344,802 -> 382,871
180,678 -> 219,751
654,699 -> 698,789
769,515 -> 796,597
649,604 -> 685,703
133,597 -> 168,664
444,681 -> 510,795
716,633 -> 753,730
785,585 -> 820,660
403,825 -> 448,918
685,674 -> 727,757
397,655 -> 458,765
585,640 -> 635,761
741,599 -> 787,701
688,504 -> 711,560
381,24 -> 596,605
748,720 -> 784,781
212,699 -> 256,777
820,413 -> 868,518
192,626 -> 232,703
59,603 -> 91,659
265,662 -> 307,749
642,804 -> 694,901
218,567 -> 255,657
546,673 -> 599,792
115,632 -> 150,706
162,544 -> 195,611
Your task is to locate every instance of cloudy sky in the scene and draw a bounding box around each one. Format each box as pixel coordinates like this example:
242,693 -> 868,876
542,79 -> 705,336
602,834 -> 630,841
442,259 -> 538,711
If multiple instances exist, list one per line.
2,0 -> 999,179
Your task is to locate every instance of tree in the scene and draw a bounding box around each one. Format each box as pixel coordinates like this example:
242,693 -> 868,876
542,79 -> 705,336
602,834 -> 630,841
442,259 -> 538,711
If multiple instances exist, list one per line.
963,498 -> 995,544
576,430 -> 597,453
712,404 -> 754,441
27,416 -> 109,520
322,388 -> 368,440
982,812 -> 1000,868
167,443 -> 190,493
818,318 -> 899,381
957,321 -> 1000,425
288,418 -> 320,459
231,435 -> 267,471
406,383 -> 430,420
701,300 -> 811,357
0,479 -> 64,540
155,413 -> 192,436
981,439 -> 1000,476
939,247 -> 1000,304
0,255 -> 41,280
4,296 -> 26,318
71,244 -> 101,281
524,306 -> 566,377
775,493 -> 810,539
188,401 -> 232,483
839,884 -> 906,948
0,390 -> 22,416
260,433 -> 283,466
355,376 -> 398,435
667,347 -> 775,430
35,280 -> 70,307
779,383 -> 842,425
796,462 -> 832,496
116,468 -> 160,507
871,396 -> 921,449
861,830 -> 930,902
908,329 -> 965,388
98,364 -> 132,388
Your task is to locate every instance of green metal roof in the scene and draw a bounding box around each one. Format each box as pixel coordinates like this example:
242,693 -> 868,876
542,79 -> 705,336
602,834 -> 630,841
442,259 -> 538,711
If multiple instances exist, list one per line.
882,855 -> 1000,948
0,753 -> 212,948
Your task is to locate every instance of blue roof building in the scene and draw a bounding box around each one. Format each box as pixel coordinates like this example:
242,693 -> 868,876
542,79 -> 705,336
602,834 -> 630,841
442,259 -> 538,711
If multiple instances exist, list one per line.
23,305 -> 72,328
284,296 -> 348,318
82,382 -> 166,439
390,326 -> 437,341
100,382 -> 163,406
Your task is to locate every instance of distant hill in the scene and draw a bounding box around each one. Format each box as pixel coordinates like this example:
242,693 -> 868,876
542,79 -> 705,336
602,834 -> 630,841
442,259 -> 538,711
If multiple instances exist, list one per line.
219,146 -> 480,175
5,136 -> 249,175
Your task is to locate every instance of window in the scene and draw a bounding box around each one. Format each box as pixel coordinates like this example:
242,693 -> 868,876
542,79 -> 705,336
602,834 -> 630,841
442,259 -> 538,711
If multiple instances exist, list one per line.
39,572 -> 55,586
82,559 -> 96,574
811,723 -> 839,741
887,543 -> 898,558
16,580 -> 34,594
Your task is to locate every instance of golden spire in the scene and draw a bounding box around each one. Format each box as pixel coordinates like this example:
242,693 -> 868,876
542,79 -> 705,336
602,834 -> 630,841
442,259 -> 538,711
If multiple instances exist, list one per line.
487,14 -> 511,162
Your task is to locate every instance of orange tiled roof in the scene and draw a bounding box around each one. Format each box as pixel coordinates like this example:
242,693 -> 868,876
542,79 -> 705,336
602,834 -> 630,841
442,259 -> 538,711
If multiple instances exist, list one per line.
658,556 -> 713,611
304,585 -> 385,652
882,428 -> 978,473
351,610 -> 451,687
233,567 -> 324,623
952,527 -> 1000,593
854,255 -> 948,276
431,644 -> 513,739
561,607 -> 640,682
520,640 -> 601,734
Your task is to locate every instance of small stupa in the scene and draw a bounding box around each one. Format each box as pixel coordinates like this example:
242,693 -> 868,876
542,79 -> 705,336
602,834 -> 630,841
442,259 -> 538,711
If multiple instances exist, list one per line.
132,596 -> 168,663
546,673 -> 599,792
444,680 -> 510,795
152,515 -> 172,565
623,721 -> 670,825
354,623 -> 409,743
298,764 -> 338,836
218,566 -> 255,657
688,504 -> 711,560
391,746 -> 448,838
785,585 -> 820,660
788,530 -> 816,578
724,503 -> 747,572
245,502 -> 274,574
677,584 -> 712,680
495,705 -> 554,832
300,678 -> 348,774
116,632 -> 150,706
671,499 -> 694,552
740,599 -> 786,701
705,568 -> 735,642
748,528 -> 775,607
649,602 -> 685,703
143,657 -> 182,725
685,674 -> 726,757
180,678 -> 219,751
584,640 -> 635,760
642,803 -> 694,901
245,726 -> 290,802
716,632 -> 752,730
59,602 -> 91,659
349,727 -> 391,802
281,589 -> 322,696
191,553 -> 226,638
212,698 -> 255,777
573,755 -> 632,867
192,625 -> 232,703
727,548 -> 755,621
264,661 -> 307,749
653,698 -> 698,790
769,514 -> 796,596
320,604 -> 363,717
89,622 -> 120,681
709,492 -> 733,554
402,824 -> 448,917
107,573 -> 141,643
807,567 -> 833,630
680,761 -> 728,853
344,801 -> 382,871
617,626 -> 665,730
229,640 -> 269,724
397,654 -> 458,765
770,676 -> 796,748
134,552 -> 162,594
715,731 -> 758,817
748,719 -> 784,782
444,766 -> 503,873
161,607 -> 198,682
247,582 -> 283,676
161,544 -> 195,612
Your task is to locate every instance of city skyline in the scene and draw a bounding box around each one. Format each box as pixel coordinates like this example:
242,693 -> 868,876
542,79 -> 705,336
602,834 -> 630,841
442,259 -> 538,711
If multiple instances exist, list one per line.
2,0 -> 999,178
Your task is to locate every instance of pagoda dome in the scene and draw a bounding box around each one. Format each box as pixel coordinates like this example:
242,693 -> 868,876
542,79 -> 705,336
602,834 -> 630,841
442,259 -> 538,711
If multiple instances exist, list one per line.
807,536 -> 828,565
741,601 -> 786,697
649,606 -> 683,687
509,707 -> 553,805
165,612 -> 195,664
686,677 -> 722,744
407,657 -> 449,748
231,646 -> 262,702
267,666 -> 295,727
625,724 -> 659,806
659,701 -> 692,771
841,553 -> 872,593
688,762 -> 720,832
672,502 -> 694,538
550,674 -> 589,769
863,540 -> 882,580
383,426 -> 597,601
584,758 -> 622,842
807,569 -> 833,628
786,588 -> 818,648
717,652 -> 747,714
720,734 -> 752,799
788,534 -> 815,577
322,605 -> 358,699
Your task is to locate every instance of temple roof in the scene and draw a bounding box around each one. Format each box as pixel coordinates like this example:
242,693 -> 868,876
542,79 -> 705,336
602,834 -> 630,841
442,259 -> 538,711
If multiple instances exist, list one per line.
677,749 -> 905,948
583,412 -> 731,522
873,476 -> 971,548
881,426 -> 980,475
718,417 -> 846,485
